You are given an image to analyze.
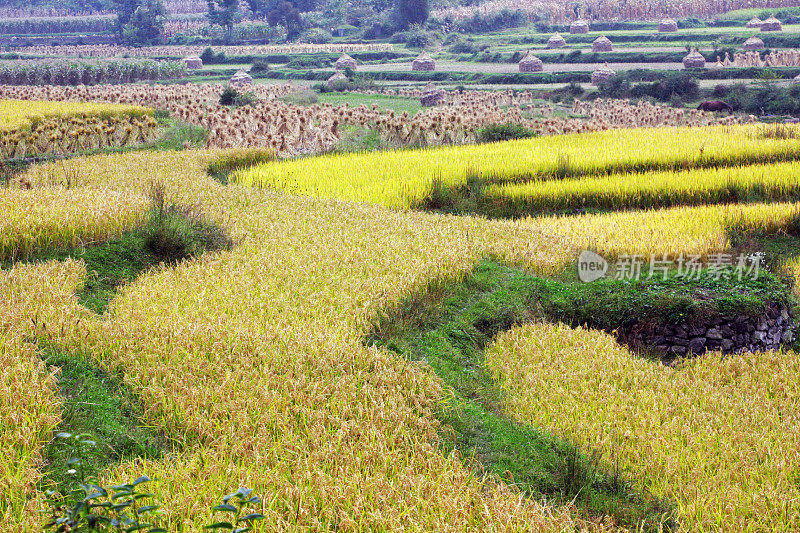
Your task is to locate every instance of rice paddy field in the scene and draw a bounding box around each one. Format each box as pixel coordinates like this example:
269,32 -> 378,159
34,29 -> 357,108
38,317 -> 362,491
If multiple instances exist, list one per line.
3,102 -> 800,532
7,5 -> 800,530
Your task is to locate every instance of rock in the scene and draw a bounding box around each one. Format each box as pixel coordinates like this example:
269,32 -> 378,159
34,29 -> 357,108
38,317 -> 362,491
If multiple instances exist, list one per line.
687,325 -> 707,337
720,325 -> 735,337
688,338 -> 706,354
706,328 -> 723,340
721,339 -> 735,351
670,345 -> 688,356
732,321 -> 748,333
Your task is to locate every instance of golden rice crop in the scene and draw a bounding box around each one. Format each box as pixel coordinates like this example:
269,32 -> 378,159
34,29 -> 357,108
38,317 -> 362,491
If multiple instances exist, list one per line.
235,125 -> 800,209
0,187 -> 148,261
0,260 -> 89,531
0,99 -> 151,132
9,126 -> 800,530
9,150 -> 592,531
524,201 -> 800,259
486,322 -> 800,531
0,334 -> 59,531
0,99 -> 157,159
487,160 -> 800,212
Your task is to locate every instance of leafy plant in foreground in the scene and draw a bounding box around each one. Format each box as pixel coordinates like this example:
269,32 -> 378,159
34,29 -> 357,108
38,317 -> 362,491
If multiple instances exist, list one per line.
203,488 -> 265,532
42,433 -> 165,533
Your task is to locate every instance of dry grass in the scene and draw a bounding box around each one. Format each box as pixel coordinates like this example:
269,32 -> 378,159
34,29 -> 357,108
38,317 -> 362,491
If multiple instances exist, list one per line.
486,322 -> 800,531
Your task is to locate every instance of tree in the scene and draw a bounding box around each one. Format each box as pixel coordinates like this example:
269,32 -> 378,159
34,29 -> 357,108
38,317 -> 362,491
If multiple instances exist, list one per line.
266,1 -> 304,40
394,0 -> 428,29
247,0 -> 316,18
121,0 -> 166,45
113,0 -> 139,37
207,0 -> 242,42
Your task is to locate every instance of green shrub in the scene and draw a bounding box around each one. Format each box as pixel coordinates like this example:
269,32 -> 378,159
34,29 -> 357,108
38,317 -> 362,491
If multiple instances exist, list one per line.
250,58 -> 270,74
219,85 -> 258,107
476,123 -> 538,143
299,28 -> 333,43
599,71 -> 699,102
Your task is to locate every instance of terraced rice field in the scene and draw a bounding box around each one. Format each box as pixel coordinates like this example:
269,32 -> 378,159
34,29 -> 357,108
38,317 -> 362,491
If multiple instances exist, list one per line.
4,117 -> 800,531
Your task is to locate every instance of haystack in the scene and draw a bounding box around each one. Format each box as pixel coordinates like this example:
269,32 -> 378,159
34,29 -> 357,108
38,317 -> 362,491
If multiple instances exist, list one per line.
761,16 -> 782,31
518,51 -> 543,72
335,53 -> 357,71
658,18 -> 678,32
547,32 -> 567,48
420,82 -> 445,106
230,70 -> 253,85
683,49 -> 706,68
591,63 -> 615,84
411,52 -> 435,71
592,35 -> 613,52
746,17 -> 763,29
183,55 -> 203,69
570,20 -> 589,34
325,71 -> 348,89
743,36 -> 765,50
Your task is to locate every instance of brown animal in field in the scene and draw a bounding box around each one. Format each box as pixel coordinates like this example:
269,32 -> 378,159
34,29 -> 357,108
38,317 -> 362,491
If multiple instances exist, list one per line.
697,100 -> 733,112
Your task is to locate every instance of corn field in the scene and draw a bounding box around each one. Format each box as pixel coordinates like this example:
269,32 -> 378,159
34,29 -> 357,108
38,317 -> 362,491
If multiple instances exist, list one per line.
0,15 -> 114,35
13,43 -> 395,59
0,60 -> 187,86
434,0 -> 800,23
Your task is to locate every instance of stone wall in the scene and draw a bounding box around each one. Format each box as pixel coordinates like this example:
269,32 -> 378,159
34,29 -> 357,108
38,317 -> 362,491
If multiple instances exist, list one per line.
621,301 -> 795,358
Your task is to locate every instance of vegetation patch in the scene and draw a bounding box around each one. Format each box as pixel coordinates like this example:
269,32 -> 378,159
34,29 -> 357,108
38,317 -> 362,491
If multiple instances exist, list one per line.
368,261 -> 678,530
39,344 -> 173,497
5,194 -> 233,314
206,148 -> 275,184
